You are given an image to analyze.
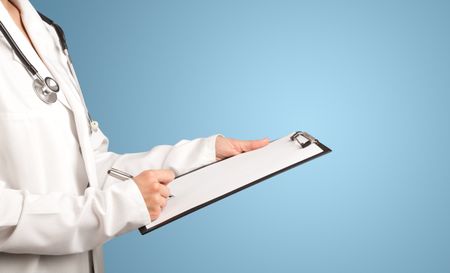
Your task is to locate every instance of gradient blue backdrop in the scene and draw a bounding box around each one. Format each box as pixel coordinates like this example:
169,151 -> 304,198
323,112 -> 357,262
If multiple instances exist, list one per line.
32,1 -> 450,272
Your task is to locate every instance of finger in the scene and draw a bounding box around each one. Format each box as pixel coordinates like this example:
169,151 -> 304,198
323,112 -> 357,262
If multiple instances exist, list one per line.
159,195 -> 168,209
159,185 -> 170,198
153,169 -> 176,185
239,138 -> 270,152
149,193 -> 161,205
150,206 -> 161,221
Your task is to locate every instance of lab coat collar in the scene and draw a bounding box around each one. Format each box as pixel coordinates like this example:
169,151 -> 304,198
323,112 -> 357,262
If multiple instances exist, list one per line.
7,0 -> 99,188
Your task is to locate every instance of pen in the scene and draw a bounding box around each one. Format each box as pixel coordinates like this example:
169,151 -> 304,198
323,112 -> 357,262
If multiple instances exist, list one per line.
107,168 -> 174,198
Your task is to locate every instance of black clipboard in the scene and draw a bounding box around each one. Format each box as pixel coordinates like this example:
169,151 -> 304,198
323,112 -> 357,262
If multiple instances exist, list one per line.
137,131 -> 331,235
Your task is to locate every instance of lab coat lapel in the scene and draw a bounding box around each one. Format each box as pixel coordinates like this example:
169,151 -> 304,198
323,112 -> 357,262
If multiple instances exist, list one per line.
13,0 -> 99,188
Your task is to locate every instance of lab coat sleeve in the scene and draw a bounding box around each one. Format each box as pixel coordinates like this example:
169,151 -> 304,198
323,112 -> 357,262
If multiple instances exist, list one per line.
91,127 -> 220,190
0,180 -> 149,255
0,129 -> 220,255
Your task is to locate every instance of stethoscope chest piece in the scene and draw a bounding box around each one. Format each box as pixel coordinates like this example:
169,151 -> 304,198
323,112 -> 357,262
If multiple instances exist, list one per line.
33,76 -> 59,104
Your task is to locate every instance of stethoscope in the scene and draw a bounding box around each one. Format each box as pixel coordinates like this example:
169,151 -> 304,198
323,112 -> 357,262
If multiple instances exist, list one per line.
0,12 -> 99,133
0,14 -> 61,103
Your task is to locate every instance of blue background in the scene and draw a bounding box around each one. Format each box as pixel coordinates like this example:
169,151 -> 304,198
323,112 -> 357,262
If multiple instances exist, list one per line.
33,1 -> 450,272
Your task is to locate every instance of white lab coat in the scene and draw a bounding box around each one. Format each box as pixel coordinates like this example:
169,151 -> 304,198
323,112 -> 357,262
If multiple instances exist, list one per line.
0,1 -> 218,272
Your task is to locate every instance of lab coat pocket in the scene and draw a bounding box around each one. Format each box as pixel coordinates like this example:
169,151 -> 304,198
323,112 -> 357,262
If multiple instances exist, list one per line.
0,110 -> 83,195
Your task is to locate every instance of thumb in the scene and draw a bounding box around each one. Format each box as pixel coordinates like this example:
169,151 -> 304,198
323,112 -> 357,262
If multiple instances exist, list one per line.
240,138 -> 270,152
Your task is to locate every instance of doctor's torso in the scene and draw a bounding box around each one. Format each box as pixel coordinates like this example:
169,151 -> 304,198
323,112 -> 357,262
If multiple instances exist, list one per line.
0,1 -> 94,272
0,5 -> 89,195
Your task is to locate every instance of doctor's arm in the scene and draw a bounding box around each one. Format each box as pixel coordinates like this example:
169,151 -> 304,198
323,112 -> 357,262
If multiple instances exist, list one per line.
93,129 -> 269,187
92,128 -> 220,190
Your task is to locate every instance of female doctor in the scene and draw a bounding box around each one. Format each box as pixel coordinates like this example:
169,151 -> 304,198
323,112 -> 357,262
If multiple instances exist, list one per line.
0,0 -> 269,272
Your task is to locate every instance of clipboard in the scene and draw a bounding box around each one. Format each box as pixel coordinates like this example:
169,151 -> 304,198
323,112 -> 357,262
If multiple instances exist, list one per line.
133,131 -> 332,235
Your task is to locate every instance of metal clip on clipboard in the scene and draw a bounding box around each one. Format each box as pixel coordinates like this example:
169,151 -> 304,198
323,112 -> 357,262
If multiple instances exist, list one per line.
290,131 -> 317,148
